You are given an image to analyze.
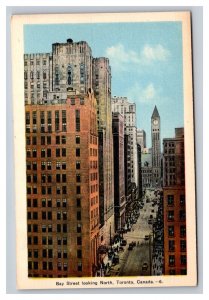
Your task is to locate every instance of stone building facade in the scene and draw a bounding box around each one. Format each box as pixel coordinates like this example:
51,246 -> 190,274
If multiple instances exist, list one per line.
92,57 -> 114,244
124,134 -> 132,219
112,96 -> 138,188
137,129 -> 146,151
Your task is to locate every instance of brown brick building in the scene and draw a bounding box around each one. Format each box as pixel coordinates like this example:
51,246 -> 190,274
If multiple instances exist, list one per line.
24,39 -> 115,250
25,90 -> 100,277
163,128 -> 186,275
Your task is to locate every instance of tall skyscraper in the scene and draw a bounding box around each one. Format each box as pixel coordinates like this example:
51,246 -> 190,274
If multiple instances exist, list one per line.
163,128 -> 186,275
24,38 -> 114,277
112,112 -> 126,232
112,96 -> 138,188
25,91 -> 99,277
124,134 -> 132,220
151,106 -> 161,188
92,58 -> 115,244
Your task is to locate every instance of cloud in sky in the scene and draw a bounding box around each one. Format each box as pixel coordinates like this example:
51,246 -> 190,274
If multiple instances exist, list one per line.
105,43 -> 170,70
127,82 -> 160,104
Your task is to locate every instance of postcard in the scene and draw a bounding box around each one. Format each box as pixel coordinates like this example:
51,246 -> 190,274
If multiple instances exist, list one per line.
11,11 -> 196,289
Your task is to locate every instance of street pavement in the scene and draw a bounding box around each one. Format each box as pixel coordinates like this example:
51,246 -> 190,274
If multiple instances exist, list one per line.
108,189 -> 159,277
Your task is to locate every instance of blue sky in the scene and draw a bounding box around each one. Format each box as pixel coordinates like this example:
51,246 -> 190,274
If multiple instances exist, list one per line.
24,22 -> 184,148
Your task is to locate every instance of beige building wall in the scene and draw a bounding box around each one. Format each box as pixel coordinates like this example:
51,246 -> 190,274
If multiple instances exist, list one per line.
112,96 -> 139,188
92,57 -> 115,243
24,53 -> 51,104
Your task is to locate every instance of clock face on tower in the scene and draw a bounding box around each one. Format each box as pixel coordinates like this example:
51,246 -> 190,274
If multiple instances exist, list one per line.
153,119 -> 158,125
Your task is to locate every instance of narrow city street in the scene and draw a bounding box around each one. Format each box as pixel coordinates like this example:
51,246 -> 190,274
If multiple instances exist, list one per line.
107,189 -> 159,277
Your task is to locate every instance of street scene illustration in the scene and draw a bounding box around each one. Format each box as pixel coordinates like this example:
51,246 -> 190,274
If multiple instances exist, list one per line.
24,21 -> 186,278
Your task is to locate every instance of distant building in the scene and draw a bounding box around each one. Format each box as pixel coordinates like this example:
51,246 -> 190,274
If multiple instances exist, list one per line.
141,148 -> 152,189
163,128 -> 186,275
112,96 -> 138,188
137,129 -> 146,150
151,106 -> 161,188
137,144 -> 143,200
112,113 -> 126,232
124,134 -> 132,217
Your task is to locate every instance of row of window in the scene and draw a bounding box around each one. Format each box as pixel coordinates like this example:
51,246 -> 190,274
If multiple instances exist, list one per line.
26,135 -> 67,146
28,249 -> 83,259
28,236 -> 83,246
168,240 -> 186,252
169,269 -> 187,275
90,184 -> 98,194
26,147 -> 81,158
27,185 -> 71,195
91,207 -> 99,219
26,123 -> 67,133
25,71 -> 48,80
167,210 -> 186,221
168,255 -> 187,266
90,196 -> 98,207
27,172 -> 82,184
28,211 -> 72,221
167,195 -> 185,206
25,81 -> 48,89
24,59 -> 47,66
27,184 -> 82,195
90,135 -> 97,145
27,161 -> 67,171
90,160 -> 98,169
27,223 -> 82,234
90,173 -> 98,181
28,261 -> 82,272
168,225 -> 186,237
27,198 -> 81,208
90,148 -> 98,156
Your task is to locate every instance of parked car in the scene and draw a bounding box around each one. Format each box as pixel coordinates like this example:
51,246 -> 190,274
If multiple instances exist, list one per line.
128,244 -> 133,250
121,239 -> 127,246
142,262 -> 148,271
112,255 -> 119,265
132,241 -> 136,247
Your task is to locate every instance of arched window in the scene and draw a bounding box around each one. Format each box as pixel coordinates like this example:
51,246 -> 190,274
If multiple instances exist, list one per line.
24,71 -> 28,80
80,63 -> 85,84
67,65 -> 72,85
30,71 -> 34,80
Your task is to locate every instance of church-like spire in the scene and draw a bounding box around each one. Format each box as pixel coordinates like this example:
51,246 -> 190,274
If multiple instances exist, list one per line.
151,105 -> 160,118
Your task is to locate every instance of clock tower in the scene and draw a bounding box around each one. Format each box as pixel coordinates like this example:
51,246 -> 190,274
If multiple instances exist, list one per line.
151,106 -> 161,188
